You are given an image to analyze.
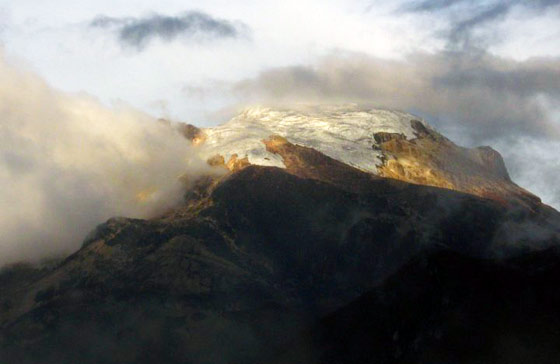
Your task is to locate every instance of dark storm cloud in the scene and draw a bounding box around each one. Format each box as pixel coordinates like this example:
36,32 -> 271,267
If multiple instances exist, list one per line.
90,11 -> 247,49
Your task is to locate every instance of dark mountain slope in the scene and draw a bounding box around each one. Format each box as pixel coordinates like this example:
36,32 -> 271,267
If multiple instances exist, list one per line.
1,159 -> 559,363
312,247 -> 560,364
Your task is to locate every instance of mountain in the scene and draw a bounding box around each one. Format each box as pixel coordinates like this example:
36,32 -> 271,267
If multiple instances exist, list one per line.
1,105 -> 560,363
195,105 -> 540,207
305,247 -> 560,364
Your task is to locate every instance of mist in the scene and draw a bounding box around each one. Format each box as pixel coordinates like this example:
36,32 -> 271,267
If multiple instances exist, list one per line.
0,52 -> 214,266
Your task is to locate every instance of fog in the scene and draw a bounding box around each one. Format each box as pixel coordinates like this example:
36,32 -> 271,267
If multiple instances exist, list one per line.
0,52 -> 215,266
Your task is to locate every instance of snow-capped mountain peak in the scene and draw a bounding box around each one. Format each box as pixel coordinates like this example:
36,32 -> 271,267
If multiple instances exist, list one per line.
199,104 -> 431,173
189,104 -> 539,207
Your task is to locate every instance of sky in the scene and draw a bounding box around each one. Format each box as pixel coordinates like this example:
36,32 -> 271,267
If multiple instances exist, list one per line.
0,0 -> 559,263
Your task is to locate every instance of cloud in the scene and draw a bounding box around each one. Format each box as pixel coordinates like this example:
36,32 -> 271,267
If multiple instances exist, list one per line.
90,15 -> 131,28
235,51 -> 560,140
406,0 -> 560,13
448,3 -> 511,49
0,51 -> 219,266
405,0 -> 472,12
402,0 -> 560,50
90,11 -> 248,50
233,51 -> 560,207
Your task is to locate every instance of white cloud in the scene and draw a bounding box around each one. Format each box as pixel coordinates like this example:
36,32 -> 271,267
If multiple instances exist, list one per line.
0,51 -> 215,265
0,0 -> 441,124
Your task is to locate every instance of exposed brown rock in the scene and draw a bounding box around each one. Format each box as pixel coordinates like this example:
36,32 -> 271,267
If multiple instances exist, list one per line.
260,133 -> 539,209
226,154 -> 251,171
206,153 -> 251,172
177,122 -> 207,145
207,154 -> 226,167
375,123 -> 540,209
468,146 -> 511,181
262,135 -> 383,193
410,119 -> 441,140
373,132 -> 406,144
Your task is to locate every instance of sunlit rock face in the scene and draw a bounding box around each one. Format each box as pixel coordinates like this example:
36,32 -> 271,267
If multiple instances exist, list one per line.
191,104 -> 539,207
373,119 -> 539,208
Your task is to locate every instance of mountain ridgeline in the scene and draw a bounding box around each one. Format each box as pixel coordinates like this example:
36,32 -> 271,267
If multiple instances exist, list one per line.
2,105 -> 560,363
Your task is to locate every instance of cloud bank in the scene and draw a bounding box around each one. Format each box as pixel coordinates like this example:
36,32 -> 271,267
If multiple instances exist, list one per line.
91,11 -> 248,50
0,52 -> 214,266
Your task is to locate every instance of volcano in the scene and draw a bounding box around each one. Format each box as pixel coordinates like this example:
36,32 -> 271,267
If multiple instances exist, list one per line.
2,105 -> 560,363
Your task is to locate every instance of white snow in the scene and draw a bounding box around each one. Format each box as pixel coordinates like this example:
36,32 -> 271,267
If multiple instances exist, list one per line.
198,104 -> 432,174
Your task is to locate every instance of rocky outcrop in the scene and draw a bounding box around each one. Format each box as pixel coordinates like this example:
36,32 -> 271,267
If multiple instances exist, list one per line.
177,122 -> 206,145
374,122 -> 538,208
468,146 -> 511,181
373,132 -> 407,144
207,153 -> 250,171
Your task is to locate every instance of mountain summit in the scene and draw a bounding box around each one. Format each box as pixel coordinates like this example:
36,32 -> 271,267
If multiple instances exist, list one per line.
2,105 -> 560,364
191,105 -> 538,207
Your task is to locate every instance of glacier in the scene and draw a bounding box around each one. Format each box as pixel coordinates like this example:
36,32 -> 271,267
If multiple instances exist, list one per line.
198,104 -> 432,173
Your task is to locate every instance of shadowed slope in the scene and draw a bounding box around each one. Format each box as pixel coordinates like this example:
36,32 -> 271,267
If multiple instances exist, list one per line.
1,154 -> 559,363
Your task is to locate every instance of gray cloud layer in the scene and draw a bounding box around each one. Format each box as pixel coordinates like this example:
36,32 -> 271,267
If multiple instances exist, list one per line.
236,52 -> 560,141
234,51 -> 560,207
91,11 -> 247,49
408,0 -> 560,12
